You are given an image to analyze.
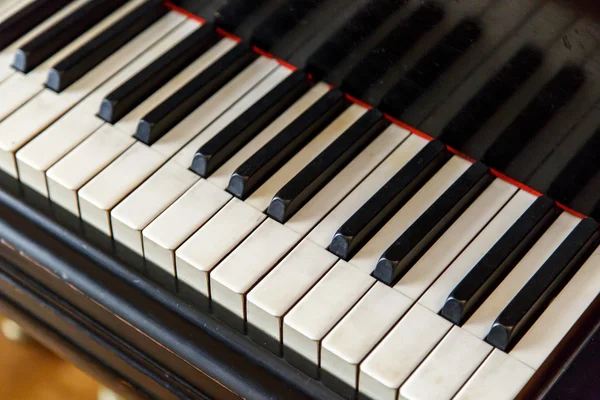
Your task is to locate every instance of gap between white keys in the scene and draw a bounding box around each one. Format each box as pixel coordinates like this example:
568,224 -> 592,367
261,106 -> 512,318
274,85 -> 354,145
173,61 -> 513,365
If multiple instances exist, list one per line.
0,11 -> 185,178
17,19 -> 205,197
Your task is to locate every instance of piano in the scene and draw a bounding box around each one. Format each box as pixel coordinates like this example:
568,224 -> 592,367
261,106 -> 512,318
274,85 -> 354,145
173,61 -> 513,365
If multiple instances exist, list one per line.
0,0 -> 598,399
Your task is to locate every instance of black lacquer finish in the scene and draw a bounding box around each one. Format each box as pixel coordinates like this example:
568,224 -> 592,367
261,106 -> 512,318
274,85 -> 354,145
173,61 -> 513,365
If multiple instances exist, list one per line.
0,0 -> 75,52
136,43 -> 258,145
227,89 -> 348,200
373,162 -> 492,285
305,0 -> 399,79
268,108 -> 389,223
441,196 -> 560,325
487,218 -> 599,351
13,0 -> 127,73
99,23 -> 220,123
192,70 -> 313,177
340,2 -> 444,98
46,0 -> 167,93
329,140 -> 450,260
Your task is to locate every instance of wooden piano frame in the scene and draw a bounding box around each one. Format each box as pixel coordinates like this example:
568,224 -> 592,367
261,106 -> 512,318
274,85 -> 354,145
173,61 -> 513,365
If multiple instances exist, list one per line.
0,1 -> 598,398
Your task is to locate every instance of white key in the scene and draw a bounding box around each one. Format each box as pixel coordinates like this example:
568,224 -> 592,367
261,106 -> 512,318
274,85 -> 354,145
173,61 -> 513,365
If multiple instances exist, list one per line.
286,124 -> 409,236
283,260 -> 375,378
169,63 -> 289,166
207,84 -> 330,189
359,304 -> 452,400
0,0 -> 74,83
153,57 -> 279,160
400,326 -> 492,400
46,125 -> 134,217
308,134 -> 428,248
142,179 -> 232,280
78,143 -> 166,243
0,11 -> 184,178
350,156 -> 471,274
175,198 -> 266,306
210,219 -> 300,330
246,104 -> 367,212
419,190 -> 537,313
394,178 -> 517,300
17,20 -> 203,196
0,0 -> 141,121
246,239 -> 338,353
114,37 -> 237,136
510,245 -> 600,370
463,212 -> 580,339
321,283 -> 412,395
454,349 -> 535,400
110,160 -> 199,270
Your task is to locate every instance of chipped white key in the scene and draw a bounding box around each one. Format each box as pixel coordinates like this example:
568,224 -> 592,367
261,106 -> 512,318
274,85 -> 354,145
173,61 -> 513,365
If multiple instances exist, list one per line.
399,326 -> 492,400
0,0 -> 143,122
0,11 -> 184,178
246,239 -> 338,354
210,219 -> 300,332
359,304 -> 452,400
350,156 -> 471,274
152,57 -> 279,160
286,124 -> 409,236
283,260 -> 375,378
308,134 -> 428,248
321,283 -> 412,397
17,19 -> 204,196
454,349 -> 534,400
394,178 -> 517,300
46,125 -> 135,218
419,190 -> 537,313
78,143 -> 166,248
207,84 -> 330,189
111,160 -> 198,272
246,104 -> 367,212
142,179 -> 231,282
175,198 -> 266,309
463,212 -> 580,340
510,245 -> 600,370
170,64 -> 291,167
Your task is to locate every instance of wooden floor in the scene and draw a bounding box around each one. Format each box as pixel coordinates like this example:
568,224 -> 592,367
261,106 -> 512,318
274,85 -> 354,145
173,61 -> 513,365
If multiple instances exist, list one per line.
0,317 -> 101,400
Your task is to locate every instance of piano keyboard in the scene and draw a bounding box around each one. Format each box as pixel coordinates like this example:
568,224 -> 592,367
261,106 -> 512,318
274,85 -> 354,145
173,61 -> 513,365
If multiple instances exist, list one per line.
0,0 -> 599,399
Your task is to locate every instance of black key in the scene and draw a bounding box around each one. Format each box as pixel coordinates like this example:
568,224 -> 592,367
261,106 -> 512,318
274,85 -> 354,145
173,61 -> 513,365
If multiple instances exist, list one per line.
340,2 -> 444,98
438,46 -> 544,149
305,0 -> 399,79
440,196 -> 560,325
380,18 -> 481,118
546,127 -> 600,205
191,70 -> 313,177
487,218 -> 599,351
373,162 -> 492,285
227,89 -> 348,200
13,0 -> 127,73
267,108 -> 390,223
482,64 -> 586,171
251,0 -> 321,51
46,0 -> 168,93
99,24 -> 220,123
216,0 -> 267,32
329,140 -> 450,260
136,43 -> 258,145
0,0 -> 75,52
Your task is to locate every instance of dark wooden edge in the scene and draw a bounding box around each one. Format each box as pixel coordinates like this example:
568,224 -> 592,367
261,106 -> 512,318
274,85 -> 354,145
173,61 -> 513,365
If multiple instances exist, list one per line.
0,185 -> 342,400
0,269 -> 162,400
